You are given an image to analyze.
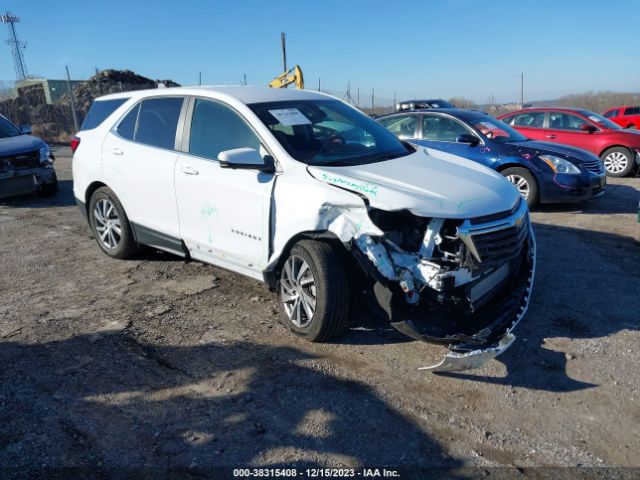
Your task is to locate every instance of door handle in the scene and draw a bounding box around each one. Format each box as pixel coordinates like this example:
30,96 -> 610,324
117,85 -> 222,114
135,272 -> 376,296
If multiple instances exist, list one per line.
180,166 -> 199,175
111,147 -> 124,155
546,135 -> 556,139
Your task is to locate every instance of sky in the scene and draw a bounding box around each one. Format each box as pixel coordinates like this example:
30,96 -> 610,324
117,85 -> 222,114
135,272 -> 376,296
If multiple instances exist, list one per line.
0,0 -> 638,104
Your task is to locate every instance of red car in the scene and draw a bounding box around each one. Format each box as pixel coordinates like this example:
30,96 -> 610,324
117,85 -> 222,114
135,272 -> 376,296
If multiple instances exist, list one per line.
603,106 -> 640,130
499,108 -> 640,177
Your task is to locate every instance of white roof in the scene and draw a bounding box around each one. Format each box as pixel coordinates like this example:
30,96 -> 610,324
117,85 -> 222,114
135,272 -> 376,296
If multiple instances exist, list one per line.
97,86 -> 332,104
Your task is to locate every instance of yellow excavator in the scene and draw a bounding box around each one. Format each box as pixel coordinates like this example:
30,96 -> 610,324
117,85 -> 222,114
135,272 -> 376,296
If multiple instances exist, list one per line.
268,65 -> 304,90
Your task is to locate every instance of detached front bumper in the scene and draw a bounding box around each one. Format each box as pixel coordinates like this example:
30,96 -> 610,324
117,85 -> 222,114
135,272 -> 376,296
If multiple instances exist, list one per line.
354,219 -> 536,372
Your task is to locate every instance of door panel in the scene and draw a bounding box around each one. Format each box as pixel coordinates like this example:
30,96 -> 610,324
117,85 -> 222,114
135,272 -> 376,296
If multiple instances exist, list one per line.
175,97 -> 274,277
101,133 -> 180,237
545,112 -> 597,154
101,97 -> 185,238
175,155 -> 273,276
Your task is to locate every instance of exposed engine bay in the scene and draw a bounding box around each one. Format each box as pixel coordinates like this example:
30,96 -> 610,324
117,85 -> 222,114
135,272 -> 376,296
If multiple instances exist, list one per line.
340,197 -> 536,372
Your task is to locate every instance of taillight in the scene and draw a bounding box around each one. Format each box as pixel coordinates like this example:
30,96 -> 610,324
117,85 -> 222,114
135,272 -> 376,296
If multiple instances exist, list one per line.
70,136 -> 80,153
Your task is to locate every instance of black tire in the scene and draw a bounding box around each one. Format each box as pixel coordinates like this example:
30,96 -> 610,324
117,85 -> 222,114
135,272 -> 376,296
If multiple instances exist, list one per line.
277,240 -> 349,342
38,172 -> 58,197
500,167 -> 539,208
88,186 -> 138,259
601,147 -> 634,177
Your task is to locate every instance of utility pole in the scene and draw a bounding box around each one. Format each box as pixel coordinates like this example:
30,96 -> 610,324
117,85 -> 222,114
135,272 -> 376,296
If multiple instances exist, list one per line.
1,12 -> 28,81
520,72 -> 524,107
317,78 -> 320,91
281,32 -> 287,73
357,87 -> 360,108
393,91 -> 396,111
198,71 -> 202,86
242,73 -> 247,85
65,65 -> 79,132
371,87 -> 375,115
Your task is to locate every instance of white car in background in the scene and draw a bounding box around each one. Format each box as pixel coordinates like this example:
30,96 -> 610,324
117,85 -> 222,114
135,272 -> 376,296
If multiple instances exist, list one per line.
72,87 -> 535,371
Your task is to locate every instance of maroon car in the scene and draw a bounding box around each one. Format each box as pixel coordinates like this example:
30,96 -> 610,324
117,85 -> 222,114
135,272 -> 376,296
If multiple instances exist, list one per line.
604,106 -> 640,130
499,108 -> 640,177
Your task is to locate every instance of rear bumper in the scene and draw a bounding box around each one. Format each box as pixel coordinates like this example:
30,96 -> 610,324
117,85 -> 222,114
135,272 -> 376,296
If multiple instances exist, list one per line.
539,171 -> 606,203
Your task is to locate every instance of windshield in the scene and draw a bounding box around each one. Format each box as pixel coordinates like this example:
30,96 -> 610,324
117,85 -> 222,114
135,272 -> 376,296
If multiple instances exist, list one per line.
0,116 -> 21,138
580,110 -> 622,130
248,99 -> 412,166
470,116 -> 528,142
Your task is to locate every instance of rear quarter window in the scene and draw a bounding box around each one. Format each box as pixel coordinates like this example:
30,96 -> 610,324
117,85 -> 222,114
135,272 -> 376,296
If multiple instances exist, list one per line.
80,98 -> 129,131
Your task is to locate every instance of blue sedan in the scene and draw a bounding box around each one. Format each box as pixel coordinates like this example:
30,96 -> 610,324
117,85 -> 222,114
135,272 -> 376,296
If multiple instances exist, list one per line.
377,109 -> 606,207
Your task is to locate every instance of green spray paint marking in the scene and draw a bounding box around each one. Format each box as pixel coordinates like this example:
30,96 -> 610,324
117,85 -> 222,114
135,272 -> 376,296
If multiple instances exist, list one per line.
201,204 -> 218,218
321,173 -> 379,197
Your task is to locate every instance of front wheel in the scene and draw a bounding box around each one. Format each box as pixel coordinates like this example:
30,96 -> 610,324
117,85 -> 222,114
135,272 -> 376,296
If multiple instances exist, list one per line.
277,240 -> 349,342
501,167 -> 539,208
601,147 -> 634,177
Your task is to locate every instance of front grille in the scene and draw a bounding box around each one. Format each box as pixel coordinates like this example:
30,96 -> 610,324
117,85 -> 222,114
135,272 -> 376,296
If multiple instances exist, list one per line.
0,150 -> 40,170
470,198 -> 521,225
581,160 -> 604,174
470,215 -> 529,263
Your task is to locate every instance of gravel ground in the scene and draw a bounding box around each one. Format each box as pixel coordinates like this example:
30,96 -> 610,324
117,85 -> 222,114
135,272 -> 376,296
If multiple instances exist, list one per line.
0,147 -> 639,479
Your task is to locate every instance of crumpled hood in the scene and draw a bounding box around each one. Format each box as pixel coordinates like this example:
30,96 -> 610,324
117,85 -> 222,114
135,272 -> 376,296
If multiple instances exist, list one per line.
307,148 -> 520,219
0,134 -> 46,157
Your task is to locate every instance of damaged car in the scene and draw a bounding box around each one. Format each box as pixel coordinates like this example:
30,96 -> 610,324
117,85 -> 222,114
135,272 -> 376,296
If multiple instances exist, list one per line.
72,87 -> 535,371
0,114 -> 57,200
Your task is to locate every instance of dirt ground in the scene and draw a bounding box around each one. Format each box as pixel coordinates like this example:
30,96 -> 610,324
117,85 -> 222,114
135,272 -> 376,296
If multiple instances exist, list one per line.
1,147 -> 639,479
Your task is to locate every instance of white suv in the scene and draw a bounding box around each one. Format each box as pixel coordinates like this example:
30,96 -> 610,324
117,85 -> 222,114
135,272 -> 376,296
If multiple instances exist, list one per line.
72,87 -> 535,371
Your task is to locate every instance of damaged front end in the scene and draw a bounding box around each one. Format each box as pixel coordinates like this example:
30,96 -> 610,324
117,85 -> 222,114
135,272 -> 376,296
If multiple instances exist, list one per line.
349,197 -> 535,372
0,148 -> 56,200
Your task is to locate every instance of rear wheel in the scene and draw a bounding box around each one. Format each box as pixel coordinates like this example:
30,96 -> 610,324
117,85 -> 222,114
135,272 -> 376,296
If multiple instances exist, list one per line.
88,187 -> 138,259
601,147 -> 634,177
277,240 -> 349,342
501,167 -> 539,208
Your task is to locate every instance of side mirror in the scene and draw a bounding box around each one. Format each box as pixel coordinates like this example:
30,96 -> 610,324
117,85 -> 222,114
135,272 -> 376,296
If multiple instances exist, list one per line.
457,133 -> 480,146
19,125 -> 32,135
218,147 -> 275,173
580,124 -> 596,133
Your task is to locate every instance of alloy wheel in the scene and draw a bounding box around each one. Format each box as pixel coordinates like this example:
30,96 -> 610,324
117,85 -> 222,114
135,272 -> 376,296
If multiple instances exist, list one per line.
604,152 -> 629,174
93,198 -> 122,250
280,255 -> 317,328
506,174 -> 530,199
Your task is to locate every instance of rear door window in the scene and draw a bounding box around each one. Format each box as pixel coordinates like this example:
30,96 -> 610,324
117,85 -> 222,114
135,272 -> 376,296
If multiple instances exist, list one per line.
378,115 -> 418,138
80,98 -> 128,131
134,97 -> 184,150
512,112 -> 546,128
624,107 -> 640,116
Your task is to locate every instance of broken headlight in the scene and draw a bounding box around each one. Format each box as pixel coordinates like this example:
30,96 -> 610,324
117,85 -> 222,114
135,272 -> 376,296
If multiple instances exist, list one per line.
39,146 -> 51,165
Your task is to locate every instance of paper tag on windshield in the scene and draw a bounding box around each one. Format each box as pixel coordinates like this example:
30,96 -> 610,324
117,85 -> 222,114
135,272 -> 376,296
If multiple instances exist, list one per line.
269,108 -> 311,126
588,115 -> 601,123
